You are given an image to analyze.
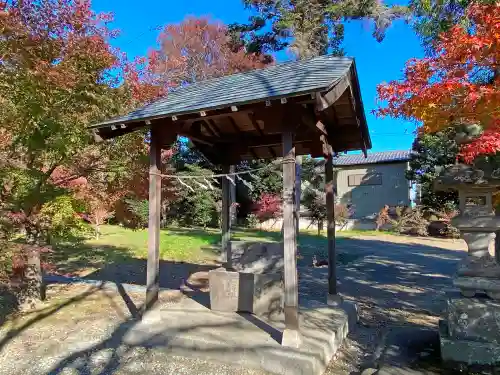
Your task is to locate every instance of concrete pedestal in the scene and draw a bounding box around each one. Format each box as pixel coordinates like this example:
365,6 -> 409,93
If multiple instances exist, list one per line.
447,295 -> 500,343
208,268 -> 283,317
210,241 -> 285,317
440,294 -> 500,366
440,319 -> 500,366
434,165 -> 500,367
454,276 -> 500,299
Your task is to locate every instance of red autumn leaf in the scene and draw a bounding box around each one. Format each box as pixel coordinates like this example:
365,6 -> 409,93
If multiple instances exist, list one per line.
376,4 -> 499,142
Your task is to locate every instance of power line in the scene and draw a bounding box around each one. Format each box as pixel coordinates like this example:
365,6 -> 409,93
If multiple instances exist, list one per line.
370,133 -> 415,136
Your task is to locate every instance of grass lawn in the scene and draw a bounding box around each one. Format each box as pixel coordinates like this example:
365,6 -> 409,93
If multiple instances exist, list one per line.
49,225 -> 383,276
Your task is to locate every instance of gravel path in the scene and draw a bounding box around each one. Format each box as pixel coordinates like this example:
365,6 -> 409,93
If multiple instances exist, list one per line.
0,235 -> 468,375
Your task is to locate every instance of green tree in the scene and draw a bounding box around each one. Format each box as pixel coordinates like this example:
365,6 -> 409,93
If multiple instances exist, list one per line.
406,129 -> 459,210
230,0 -> 407,58
233,160 -> 282,220
170,165 -> 222,228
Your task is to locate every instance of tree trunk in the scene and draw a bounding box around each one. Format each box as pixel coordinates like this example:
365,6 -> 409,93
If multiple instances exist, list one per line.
95,222 -> 100,240
317,221 -> 323,236
17,249 -> 45,309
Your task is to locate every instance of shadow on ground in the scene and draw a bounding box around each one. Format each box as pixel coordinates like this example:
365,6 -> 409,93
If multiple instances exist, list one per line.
302,237 -> 467,374
0,232 -> 470,375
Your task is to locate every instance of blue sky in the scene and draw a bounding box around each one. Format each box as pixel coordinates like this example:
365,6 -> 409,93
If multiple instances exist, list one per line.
93,0 -> 423,153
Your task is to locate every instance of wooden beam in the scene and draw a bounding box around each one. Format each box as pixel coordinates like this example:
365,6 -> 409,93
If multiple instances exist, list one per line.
325,153 -> 337,296
295,156 -> 302,243
249,113 -> 276,158
223,137 -> 311,160
183,109 -> 253,125
228,116 -> 259,160
320,75 -> 350,110
301,111 -> 328,138
201,120 -> 218,137
253,106 -> 287,133
315,94 -> 330,112
145,125 -> 162,311
221,165 -> 232,269
208,119 -> 222,137
91,92 -> 319,141
93,121 -> 149,141
320,134 -> 333,157
281,131 -> 301,348
228,115 -> 241,133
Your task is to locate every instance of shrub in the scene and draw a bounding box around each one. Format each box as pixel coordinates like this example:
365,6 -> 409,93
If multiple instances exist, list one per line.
426,208 -> 460,238
393,207 -> 430,236
253,193 -> 282,223
38,195 -> 89,243
245,213 -> 260,228
303,189 -> 326,230
303,188 -> 353,233
124,198 -> 149,229
335,203 -> 353,225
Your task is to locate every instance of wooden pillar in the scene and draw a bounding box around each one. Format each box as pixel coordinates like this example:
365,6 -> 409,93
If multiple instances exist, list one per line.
145,126 -> 162,311
230,166 -> 237,227
325,153 -> 338,300
221,164 -> 232,269
295,156 -> 302,239
281,132 -> 302,348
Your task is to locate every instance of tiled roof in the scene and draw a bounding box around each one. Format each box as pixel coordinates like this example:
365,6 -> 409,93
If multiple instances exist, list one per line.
92,55 -> 357,128
332,150 -> 411,166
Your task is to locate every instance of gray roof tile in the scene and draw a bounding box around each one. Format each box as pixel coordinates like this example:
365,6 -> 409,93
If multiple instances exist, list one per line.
332,150 -> 411,166
92,55 -> 355,128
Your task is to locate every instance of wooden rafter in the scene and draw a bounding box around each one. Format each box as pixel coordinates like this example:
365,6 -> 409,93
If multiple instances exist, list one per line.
301,110 -> 328,138
207,119 -> 222,137
249,113 -> 276,158
321,74 -> 350,110
201,120 -> 218,137
228,115 -> 259,160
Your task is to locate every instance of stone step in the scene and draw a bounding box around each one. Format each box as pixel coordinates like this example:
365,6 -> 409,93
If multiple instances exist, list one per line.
439,319 -> 500,366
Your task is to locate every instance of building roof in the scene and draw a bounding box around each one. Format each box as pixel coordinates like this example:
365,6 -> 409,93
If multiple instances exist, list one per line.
91,55 -> 361,129
332,150 -> 411,166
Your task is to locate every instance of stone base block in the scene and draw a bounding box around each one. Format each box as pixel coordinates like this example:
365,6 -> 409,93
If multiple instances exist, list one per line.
229,241 -> 284,274
457,255 -> 500,278
439,319 -> 500,366
208,268 -> 283,317
282,328 -> 302,348
447,294 -> 500,344
454,276 -> 500,299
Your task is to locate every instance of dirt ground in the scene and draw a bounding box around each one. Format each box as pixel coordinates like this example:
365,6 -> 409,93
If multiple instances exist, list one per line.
0,234 -> 469,375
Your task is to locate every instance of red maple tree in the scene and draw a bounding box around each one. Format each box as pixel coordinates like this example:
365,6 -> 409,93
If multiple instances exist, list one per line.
145,17 -> 271,90
376,4 -> 499,162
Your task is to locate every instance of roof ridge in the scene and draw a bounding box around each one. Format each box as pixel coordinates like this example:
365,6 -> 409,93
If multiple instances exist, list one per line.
332,150 -> 411,166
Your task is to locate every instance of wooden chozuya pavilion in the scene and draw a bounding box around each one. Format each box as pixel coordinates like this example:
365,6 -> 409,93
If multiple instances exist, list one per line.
91,55 -> 371,348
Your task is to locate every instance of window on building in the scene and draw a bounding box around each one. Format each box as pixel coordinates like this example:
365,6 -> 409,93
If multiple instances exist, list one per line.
348,173 -> 383,186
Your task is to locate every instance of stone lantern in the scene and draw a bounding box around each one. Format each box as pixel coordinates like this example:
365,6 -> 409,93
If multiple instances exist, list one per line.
435,164 -> 500,299
435,164 -> 500,366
